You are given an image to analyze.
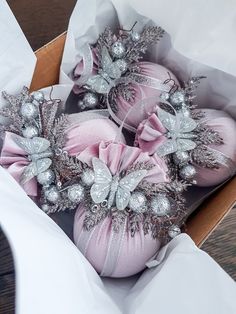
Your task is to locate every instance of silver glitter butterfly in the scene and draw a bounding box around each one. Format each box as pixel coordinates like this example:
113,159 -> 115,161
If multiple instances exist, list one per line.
90,157 -> 147,210
85,47 -> 123,94
13,135 -> 53,184
156,108 -> 197,157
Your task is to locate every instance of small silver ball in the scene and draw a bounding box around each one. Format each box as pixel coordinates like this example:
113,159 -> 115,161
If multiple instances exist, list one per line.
22,125 -> 39,138
168,225 -> 181,238
179,164 -> 196,180
32,91 -> 44,103
170,91 -> 185,106
131,31 -> 140,42
160,92 -> 169,101
20,102 -> 38,119
173,151 -> 190,165
37,169 -> 55,186
67,184 -> 85,203
78,100 -> 86,110
83,92 -> 98,109
129,191 -> 147,213
111,41 -> 126,58
45,186 -> 60,203
115,59 -> 128,73
81,169 -> 95,186
150,194 -> 171,216
41,204 -> 50,212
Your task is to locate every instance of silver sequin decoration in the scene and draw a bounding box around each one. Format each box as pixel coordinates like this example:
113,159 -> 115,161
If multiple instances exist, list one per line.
20,102 -> 38,119
37,169 -> 55,186
45,185 -> 60,203
179,164 -> 196,180
150,194 -> 171,216
81,168 -> 95,186
83,92 -> 98,109
111,41 -> 126,58
128,191 -> 147,213
67,184 -> 85,203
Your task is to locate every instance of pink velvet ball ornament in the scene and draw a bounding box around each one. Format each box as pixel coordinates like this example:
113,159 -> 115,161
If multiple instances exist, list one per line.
73,53 -> 179,129
73,141 -> 169,277
135,109 -> 236,187
194,109 -> 236,187
114,62 -> 179,129
65,112 -> 125,156
0,112 -> 124,198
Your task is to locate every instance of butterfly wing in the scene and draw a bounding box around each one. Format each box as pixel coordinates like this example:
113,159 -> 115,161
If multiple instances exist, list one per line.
90,157 -> 112,203
116,170 -> 147,210
86,75 -> 110,94
36,158 -> 52,174
13,135 -> 50,154
179,115 -> 197,133
158,108 -> 177,133
20,162 -> 38,185
176,138 -> 197,152
116,187 -> 131,211
102,47 -> 122,79
156,139 -> 178,156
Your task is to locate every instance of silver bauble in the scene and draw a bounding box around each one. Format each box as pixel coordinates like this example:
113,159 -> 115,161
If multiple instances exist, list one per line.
160,92 -> 169,101
81,169 -> 95,186
41,204 -> 50,212
168,225 -> 181,238
45,185 -> 60,203
111,41 -> 126,58
170,91 -> 185,106
150,194 -> 171,216
173,151 -> 190,165
22,125 -> 39,138
115,59 -> 128,73
78,100 -> 86,110
37,169 -> 55,186
83,92 -> 98,109
20,102 -> 38,119
131,31 -> 140,42
67,184 -> 85,203
179,164 -> 196,180
128,191 -> 147,213
32,91 -> 44,103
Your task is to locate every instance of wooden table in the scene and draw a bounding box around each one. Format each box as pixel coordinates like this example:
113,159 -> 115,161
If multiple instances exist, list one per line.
0,1 -> 235,313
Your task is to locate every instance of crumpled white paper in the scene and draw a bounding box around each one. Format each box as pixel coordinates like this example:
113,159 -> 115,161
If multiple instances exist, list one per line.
0,0 -> 236,314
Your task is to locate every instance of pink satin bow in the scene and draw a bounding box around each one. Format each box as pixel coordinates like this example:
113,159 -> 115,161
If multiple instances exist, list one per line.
0,132 -> 38,196
135,113 -> 167,155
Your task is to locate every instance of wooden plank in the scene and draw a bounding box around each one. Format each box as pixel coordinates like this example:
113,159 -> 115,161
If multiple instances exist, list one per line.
0,230 -> 14,276
0,273 -> 15,314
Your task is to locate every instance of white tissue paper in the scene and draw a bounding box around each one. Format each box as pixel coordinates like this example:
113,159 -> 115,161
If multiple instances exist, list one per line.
0,0 -> 236,314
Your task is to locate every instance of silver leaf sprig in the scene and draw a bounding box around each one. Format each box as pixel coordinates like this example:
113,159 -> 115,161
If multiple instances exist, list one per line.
0,86 -> 30,135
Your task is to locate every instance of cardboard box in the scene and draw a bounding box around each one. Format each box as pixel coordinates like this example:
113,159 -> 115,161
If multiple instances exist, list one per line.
30,32 -> 236,247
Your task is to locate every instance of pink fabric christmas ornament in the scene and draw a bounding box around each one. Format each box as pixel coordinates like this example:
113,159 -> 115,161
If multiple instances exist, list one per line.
73,141 -> 169,277
194,109 -> 236,187
135,108 -> 236,187
114,62 -> 179,129
0,111 -> 124,197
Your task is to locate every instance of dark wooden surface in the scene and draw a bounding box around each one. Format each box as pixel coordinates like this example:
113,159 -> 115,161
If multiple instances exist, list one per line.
0,1 -> 236,313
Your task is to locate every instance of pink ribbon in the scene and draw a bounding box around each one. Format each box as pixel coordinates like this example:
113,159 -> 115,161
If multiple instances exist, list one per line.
0,132 -> 38,196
